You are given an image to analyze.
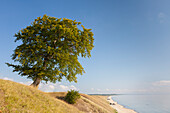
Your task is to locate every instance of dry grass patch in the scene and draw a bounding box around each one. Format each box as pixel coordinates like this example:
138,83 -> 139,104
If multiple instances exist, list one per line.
0,79 -> 116,113
81,94 -> 115,112
0,79 -> 82,113
47,92 -> 116,113
0,89 -> 5,111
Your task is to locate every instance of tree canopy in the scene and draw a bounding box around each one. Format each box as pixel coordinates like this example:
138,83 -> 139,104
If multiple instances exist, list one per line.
6,15 -> 94,87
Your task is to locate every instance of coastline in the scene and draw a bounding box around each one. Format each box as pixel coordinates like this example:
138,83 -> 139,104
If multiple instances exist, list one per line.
107,96 -> 137,113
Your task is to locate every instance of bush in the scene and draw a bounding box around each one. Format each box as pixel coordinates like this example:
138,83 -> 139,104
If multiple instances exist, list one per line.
65,90 -> 80,104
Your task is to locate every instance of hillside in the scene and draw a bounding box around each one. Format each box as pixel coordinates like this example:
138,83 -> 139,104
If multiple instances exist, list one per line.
0,79 -> 116,113
48,92 -> 116,113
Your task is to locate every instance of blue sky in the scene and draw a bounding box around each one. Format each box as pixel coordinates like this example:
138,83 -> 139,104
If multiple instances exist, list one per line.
1,0 -> 170,94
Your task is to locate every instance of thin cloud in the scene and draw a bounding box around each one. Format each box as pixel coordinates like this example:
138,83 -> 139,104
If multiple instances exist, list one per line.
70,85 -> 77,90
158,12 -> 167,23
59,85 -> 69,90
1,78 -> 78,92
90,88 -> 148,94
158,12 -> 166,18
1,77 -> 13,81
38,83 -> 78,92
152,80 -> 170,86
49,85 -> 55,90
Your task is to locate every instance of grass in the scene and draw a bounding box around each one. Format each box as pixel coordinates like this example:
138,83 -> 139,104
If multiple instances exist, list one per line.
0,79 -> 81,113
0,79 -> 116,113
80,94 -> 116,113
48,92 -> 117,113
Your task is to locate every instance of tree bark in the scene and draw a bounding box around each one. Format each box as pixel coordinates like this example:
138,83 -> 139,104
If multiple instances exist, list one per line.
30,56 -> 47,88
30,78 -> 41,88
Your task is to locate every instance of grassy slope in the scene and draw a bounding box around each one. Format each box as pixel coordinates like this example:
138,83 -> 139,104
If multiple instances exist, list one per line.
48,93 -> 117,113
0,79 -> 116,113
0,79 -> 81,113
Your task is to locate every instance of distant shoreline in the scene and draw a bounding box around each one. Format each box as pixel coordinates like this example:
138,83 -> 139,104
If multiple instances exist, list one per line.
107,96 -> 137,113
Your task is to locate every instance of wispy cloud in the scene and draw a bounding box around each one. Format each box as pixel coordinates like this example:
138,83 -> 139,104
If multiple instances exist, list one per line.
58,84 -> 77,91
90,88 -> 148,94
1,77 -> 13,81
158,12 -> 166,18
152,80 -> 170,86
18,80 -> 78,92
39,83 -> 78,92
89,80 -> 170,94
2,76 -> 170,94
21,81 -> 78,92
158,12 -> 168,23
0,76 -> 78,92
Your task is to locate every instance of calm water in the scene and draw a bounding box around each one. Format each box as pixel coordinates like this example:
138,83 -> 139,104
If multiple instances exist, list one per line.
111,95 -> 170,113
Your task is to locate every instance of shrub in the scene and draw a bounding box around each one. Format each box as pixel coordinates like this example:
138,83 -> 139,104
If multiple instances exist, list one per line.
65,90 -> 80,104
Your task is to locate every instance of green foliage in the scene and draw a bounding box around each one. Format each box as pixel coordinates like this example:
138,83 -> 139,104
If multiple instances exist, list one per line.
65,90 -> 80,104
6,14 -> 94,83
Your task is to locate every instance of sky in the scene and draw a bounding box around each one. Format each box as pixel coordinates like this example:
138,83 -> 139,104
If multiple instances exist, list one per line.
1,0 -> 170,94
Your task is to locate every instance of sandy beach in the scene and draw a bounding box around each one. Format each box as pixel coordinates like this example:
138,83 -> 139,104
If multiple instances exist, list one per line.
107,96 -> 137,113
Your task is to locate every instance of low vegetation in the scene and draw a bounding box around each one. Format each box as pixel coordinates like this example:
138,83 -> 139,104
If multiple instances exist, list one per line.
0,79 -> 116,113
65,90 -> 81,104
48,93 -> 117,113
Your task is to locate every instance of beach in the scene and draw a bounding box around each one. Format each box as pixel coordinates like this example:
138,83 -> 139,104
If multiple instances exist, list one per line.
107,96 -> 137,113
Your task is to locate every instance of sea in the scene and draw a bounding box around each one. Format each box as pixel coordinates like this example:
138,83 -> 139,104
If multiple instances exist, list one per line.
111,94 -> 170,113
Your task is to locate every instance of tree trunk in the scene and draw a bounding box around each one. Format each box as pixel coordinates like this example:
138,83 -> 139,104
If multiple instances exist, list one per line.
30,58 -> 47,88
30,78 -> 41,88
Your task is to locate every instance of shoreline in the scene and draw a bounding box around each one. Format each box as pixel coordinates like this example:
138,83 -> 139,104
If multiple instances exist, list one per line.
107,96 -> 137,113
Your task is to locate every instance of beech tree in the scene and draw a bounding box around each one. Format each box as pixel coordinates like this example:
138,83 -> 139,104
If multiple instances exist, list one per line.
6,15 -> 94,88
